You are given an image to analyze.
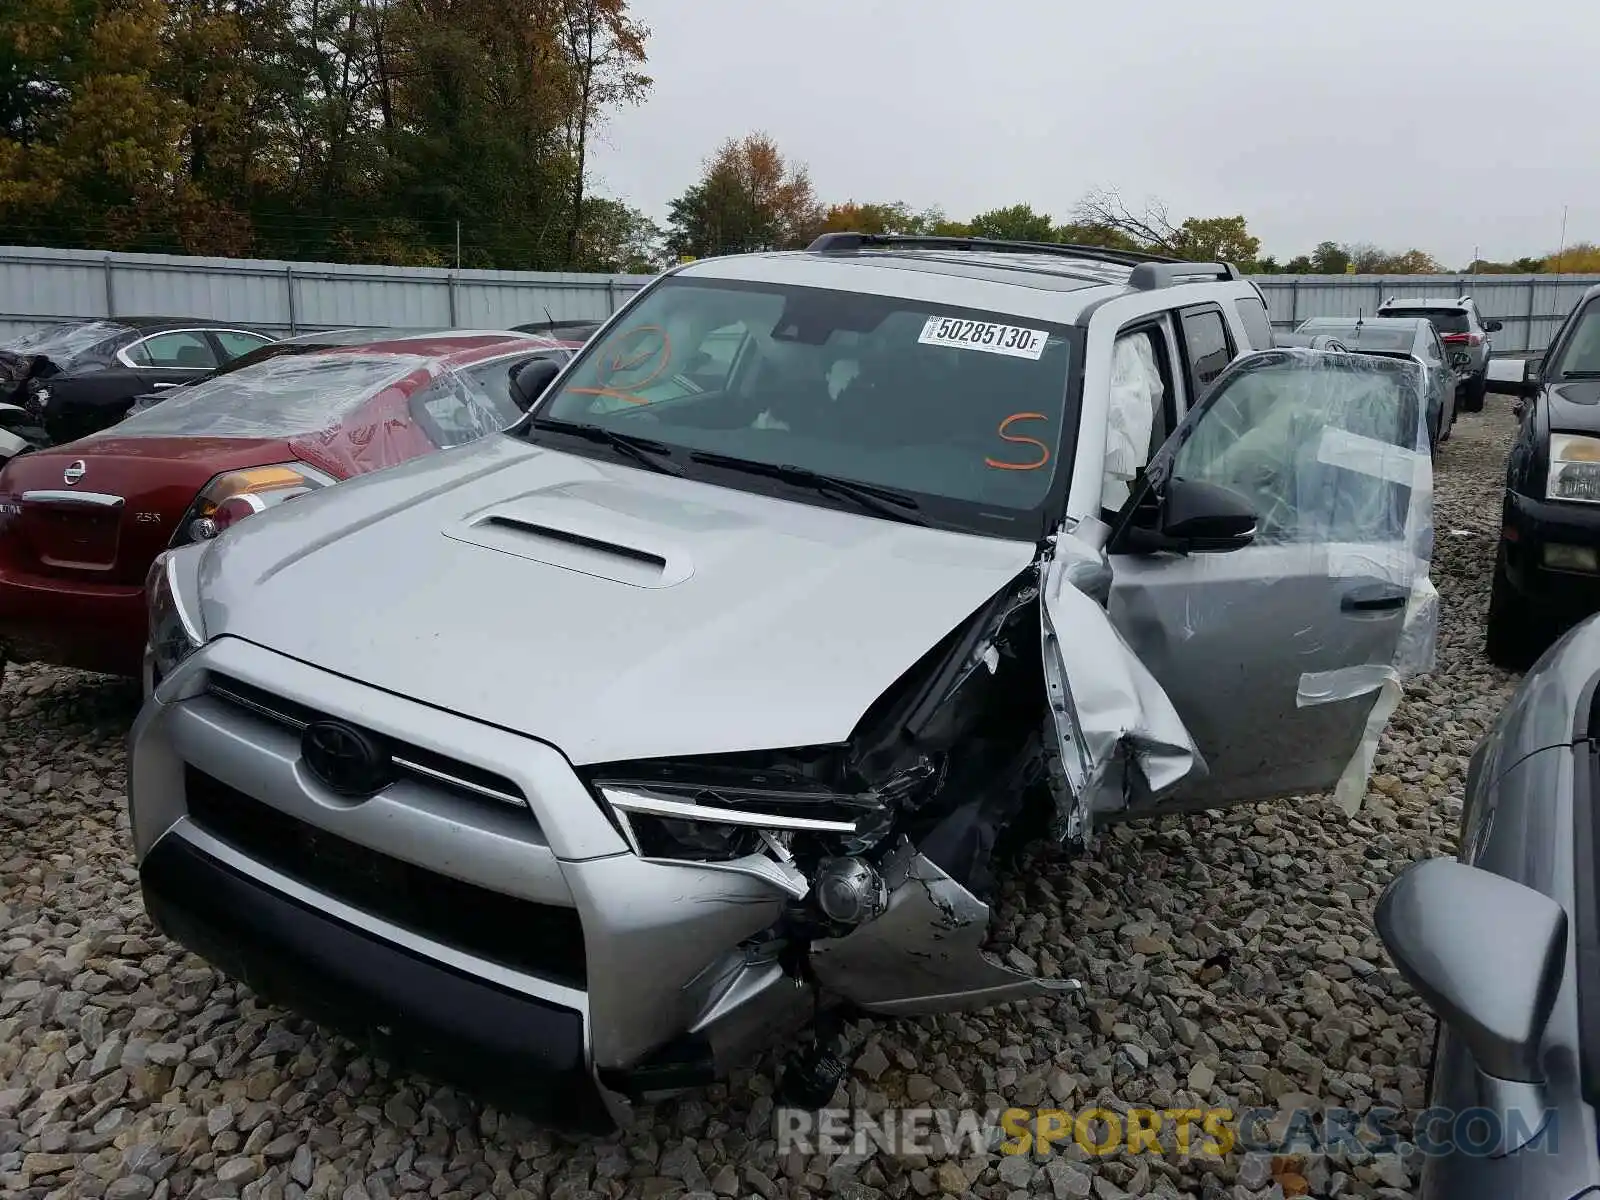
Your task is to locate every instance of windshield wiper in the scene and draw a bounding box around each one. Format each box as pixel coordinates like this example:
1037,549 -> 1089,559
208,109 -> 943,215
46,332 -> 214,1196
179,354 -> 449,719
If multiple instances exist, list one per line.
527,418 -> 684,476
688,451 -> 926,524
1559,371 -> 1600,379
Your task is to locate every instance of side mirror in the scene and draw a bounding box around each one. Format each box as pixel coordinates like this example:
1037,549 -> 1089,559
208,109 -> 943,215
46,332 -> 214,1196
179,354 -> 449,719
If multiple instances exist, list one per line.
1485,319 -> 1504,333
1486,356 -> 1541,398
1124,478 -> 1258,554
510,358 -> 562,411
1376,857 -> 1564,1153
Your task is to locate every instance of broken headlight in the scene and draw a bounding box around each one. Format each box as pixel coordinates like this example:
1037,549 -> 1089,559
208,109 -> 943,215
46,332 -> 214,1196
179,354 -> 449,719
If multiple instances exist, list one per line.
590,751 -> 899,865
596,780 -> 885,862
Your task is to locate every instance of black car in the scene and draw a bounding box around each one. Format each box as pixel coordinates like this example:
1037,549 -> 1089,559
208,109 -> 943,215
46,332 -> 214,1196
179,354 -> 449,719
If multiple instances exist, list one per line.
1376,611 -> 1600,1198
0,318 -> 275,446
1485,284 -> 1600,667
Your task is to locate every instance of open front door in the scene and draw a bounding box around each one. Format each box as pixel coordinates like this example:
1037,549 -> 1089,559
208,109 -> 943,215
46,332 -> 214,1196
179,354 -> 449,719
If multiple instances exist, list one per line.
1098,349 -> 1435,812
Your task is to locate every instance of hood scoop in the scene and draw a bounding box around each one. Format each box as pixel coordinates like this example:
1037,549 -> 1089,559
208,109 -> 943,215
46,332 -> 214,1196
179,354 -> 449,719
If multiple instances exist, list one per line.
445,507 -> 693,588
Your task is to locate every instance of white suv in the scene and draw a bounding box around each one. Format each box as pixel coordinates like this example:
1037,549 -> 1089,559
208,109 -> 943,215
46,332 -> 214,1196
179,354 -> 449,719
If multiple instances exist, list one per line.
129,234 -> 1435,1126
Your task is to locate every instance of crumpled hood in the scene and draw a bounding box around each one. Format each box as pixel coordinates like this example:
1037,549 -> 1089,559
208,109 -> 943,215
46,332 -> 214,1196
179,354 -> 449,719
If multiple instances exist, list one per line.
197,436 -> 1039,765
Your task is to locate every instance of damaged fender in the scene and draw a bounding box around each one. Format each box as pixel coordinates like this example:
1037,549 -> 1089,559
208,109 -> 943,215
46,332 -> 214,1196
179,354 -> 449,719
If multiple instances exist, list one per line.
808,842 -> 1080,1014
1040,531 -> 1203,842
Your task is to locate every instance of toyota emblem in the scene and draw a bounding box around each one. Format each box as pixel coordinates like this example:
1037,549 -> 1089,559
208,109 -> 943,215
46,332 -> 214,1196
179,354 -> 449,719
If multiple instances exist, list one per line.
300,719 -> 394,798
62,460 -> 86,485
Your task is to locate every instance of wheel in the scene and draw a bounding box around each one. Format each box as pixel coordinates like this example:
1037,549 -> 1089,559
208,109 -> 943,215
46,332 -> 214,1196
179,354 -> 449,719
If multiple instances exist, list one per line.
1484,557 -> 1546,670
1461,370 -> 1488,414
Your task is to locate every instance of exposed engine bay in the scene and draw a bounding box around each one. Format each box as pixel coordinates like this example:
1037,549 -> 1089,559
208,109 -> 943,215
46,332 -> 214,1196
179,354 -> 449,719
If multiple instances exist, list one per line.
582,544 -> 1114,1101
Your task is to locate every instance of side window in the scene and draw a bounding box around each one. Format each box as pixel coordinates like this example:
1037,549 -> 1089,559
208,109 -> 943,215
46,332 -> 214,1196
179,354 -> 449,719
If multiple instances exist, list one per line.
126,331 -> 218,369
1233,296 -> 1275,350
1169,357 -> 1419,545
409,365 -> 520,449
214,331 -> 274,361
1177,306 -> 1235,393
1423,331 -> 1445,365
1103,323 -> 1176,513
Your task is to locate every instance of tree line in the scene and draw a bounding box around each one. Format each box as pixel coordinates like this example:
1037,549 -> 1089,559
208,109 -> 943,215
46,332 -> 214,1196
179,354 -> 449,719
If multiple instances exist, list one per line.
664,133 -> 1599,277
0,0 -> 658,271
1,15 -> 1592,282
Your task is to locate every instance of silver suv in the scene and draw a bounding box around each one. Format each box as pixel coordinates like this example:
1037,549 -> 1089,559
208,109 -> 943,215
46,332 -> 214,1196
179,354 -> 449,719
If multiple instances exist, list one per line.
130,234 -> 1436,1128
1375,295 -> 1502,412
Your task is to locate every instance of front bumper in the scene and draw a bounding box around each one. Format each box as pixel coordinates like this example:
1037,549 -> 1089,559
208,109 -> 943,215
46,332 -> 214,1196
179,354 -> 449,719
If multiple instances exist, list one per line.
0,564 -> 145,675
129,637 -> 817,1127
1502,490 -> 1600,612
140,829 -> 613,1129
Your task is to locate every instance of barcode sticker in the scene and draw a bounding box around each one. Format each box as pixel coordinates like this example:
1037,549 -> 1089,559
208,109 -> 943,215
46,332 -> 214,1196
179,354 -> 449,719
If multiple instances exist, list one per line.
918,316 -> 1049,360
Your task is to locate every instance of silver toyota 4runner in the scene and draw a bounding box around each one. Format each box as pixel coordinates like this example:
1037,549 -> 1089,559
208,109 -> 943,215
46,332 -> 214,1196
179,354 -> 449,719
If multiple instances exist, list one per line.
131,234 -> 1437,1128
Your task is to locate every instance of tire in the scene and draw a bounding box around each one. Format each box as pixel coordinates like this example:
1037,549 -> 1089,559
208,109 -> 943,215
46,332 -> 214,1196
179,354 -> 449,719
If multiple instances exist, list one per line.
1461,370 -> 1488,414
1484,557 -> 1546,670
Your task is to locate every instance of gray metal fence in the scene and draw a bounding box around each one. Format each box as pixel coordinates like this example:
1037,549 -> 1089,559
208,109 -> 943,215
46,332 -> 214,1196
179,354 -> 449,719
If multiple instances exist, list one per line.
0,244 -> 652,342
1254,273 -> 1599,354
2,244 -> 1595,354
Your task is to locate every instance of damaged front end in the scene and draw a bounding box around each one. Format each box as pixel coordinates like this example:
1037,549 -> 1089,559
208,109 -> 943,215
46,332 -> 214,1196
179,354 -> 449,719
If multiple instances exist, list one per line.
581,543 -> 1201,1100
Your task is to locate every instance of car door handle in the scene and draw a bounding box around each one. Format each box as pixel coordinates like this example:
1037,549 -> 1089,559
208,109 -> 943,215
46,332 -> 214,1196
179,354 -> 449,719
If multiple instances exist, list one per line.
1341,588 -> 1407,613
152,382 -> 181,389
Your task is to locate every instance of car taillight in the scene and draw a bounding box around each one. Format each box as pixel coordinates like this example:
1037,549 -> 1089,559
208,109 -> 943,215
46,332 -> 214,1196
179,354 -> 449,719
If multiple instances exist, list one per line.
1441,333 -> 1481,346
169,461 -> 335,548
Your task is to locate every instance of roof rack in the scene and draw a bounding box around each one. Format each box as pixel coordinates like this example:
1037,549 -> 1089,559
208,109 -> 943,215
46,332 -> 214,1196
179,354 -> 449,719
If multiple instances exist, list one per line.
806,232 -> 1241,286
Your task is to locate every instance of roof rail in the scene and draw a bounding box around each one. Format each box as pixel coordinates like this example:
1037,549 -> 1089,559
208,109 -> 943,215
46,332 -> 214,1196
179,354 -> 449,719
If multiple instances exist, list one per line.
806,231 -> 1240,287
1128,261 -> 1239,290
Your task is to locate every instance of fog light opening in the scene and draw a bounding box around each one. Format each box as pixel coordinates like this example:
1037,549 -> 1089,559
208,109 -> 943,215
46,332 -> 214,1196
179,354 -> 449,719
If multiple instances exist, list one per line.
1543,543 -> 1599,573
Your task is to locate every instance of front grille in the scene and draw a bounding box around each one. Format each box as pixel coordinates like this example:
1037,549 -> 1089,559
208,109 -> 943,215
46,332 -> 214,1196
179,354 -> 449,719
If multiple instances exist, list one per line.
183,767 -> 587,988
206,674 -> 528,812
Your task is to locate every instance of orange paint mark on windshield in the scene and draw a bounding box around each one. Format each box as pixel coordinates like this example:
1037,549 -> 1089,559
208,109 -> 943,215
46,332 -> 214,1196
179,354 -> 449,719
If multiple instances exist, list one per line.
567,385 -> 653,406
985,412 -> 1051,471
576,324 -> 673,407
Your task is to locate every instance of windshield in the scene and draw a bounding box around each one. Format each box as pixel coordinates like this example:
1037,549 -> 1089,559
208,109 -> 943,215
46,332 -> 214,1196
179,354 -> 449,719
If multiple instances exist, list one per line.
1384,308 -> 1469,335
96,351 -> 430,440
1305,324 -> 1416,352
533,277 -> 1077,535
2,320 -> 127,363
1551,301 -> 1600,377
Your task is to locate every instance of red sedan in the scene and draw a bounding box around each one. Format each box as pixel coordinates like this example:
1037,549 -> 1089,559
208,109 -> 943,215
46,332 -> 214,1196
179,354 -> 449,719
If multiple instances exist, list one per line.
0,330 -> 576,679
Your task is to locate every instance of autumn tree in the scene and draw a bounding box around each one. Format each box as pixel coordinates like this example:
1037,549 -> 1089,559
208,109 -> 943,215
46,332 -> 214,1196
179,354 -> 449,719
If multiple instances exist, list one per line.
665,133 -> 822,258
818,200 -> 928,236
1071,190 -> 1260,266
1546,242 -> 1600,273
0,0 -> 654,266
558,0 -> 649,267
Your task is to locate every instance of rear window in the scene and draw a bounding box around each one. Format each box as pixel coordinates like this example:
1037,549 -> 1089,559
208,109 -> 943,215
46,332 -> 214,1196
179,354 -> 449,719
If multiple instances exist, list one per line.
1383,307 -> 1469,335
1308,324 -> 1417,352
2,320 -> 127,364
94,352 -> 431,440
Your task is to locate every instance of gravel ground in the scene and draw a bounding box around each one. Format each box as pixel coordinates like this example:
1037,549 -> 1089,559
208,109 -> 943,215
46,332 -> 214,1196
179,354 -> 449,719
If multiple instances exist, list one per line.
0,405 -> 1522,1200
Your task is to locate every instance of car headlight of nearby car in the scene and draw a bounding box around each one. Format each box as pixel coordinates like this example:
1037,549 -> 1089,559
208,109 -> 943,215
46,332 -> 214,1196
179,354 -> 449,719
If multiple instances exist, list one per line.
169,461 -> 336,547
146,550 -> 205,679
1547,433 -> 1600,504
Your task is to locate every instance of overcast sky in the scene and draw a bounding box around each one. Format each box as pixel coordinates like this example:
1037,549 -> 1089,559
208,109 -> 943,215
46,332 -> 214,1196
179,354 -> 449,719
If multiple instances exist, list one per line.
588,0 -> 1592,267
